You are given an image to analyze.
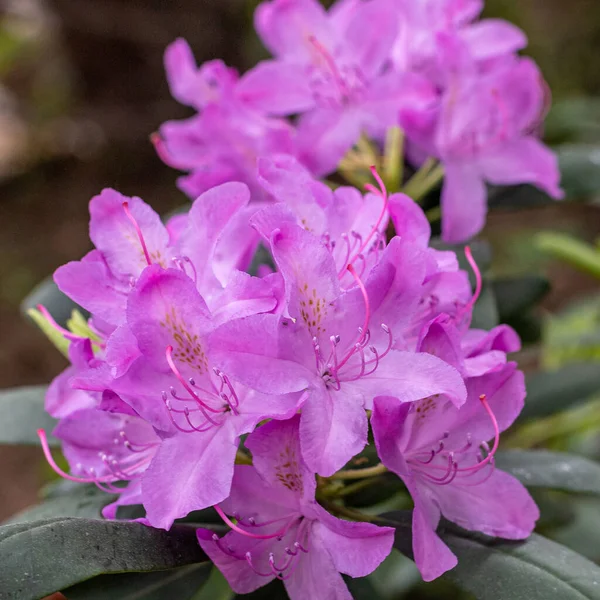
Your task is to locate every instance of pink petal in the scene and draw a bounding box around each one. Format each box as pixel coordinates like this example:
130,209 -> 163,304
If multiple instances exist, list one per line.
237,60 -> 314,116
142,422 -> 238,529
89,189 -> 170,279
441,162 -> 487,243
478,137 -> 564,199
299,386 -> 368,476
460,20 -> 527,60
312,504 -> 394,577
432,469 -> 539,539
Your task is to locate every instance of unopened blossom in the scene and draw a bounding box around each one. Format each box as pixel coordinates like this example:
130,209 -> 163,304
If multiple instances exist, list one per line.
198,416 -> 394,599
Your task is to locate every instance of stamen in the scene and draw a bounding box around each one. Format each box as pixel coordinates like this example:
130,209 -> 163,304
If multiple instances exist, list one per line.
458,395 -> 499,473
308,35 -> 347,98
349,166 -> 389,264
165,346 -> 223,420
38,429 -> 147,484
346,264 -> 370,345
214,505 -> 293,540
460,246 -> 482,317
122,201 -> 152,266
36,305 -> 86,342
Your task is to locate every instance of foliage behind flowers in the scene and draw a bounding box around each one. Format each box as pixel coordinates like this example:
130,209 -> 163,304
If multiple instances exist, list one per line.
2,1 -> 600,600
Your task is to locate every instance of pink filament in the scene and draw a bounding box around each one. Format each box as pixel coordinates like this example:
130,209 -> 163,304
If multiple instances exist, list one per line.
308,35 -> 347,98
456,395 -> 500,473
214,505 -> 293,540
335,265 -> 371,371
461,245 -> 482,317
350,166 -> 389,263
122,201 -> 152,266
38,429 -> 146,484
36,305 -> 85,342
165,346 -> 223,420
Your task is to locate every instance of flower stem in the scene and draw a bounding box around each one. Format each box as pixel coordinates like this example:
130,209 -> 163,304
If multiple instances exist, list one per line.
403,160 -> 445,202
321,500 -> 385,523
383,126 -> 404,192
330,463 -> 387,480
334,477 -> 386,498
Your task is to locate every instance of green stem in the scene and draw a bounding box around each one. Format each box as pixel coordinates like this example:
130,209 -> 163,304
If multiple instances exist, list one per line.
329,463 -> 387,480
383,126 -> 404,192
321,500 -> 385,523
425,205 -> 441,223
402,159 -> 445,202
334,477 -> 385,498
536,231 -> 600,279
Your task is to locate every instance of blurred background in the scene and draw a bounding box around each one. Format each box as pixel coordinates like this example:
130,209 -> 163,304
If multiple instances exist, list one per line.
0,0 -> 599,573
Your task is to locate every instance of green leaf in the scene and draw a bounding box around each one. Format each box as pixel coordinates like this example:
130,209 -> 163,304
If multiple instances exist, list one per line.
495,450 -> 600,495
193,567 -> 234,600
492,275 -> 550,321
0,518 -> 208,600
385,511 -> 600,600
551,498 -> 600,563
0,385 -> 58,446
545,98 -> 600,144
5,485 -> 114,524
430,239 -> 493,274
556,144 -> 600,198
26,307 -> 70,357
537,232 -> 600,279
520,363 -> 600,420
63,564 -> 212,600
21,276 -> 84,328
471,281 -> 499,331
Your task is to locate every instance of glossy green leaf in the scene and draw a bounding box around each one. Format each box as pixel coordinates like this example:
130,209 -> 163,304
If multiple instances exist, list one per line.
537,232 -> 600,279
496,450 -> 600,495
5,485 -> 114,524
551,498 -> 600,563
492,275 -> 550,321
471,281 -> 499,331
385,511 -> 600,600
556,144 -> 600,199
193,567 -> 234,600
0,385 -> 58,446
0,518 -> 207,600
520,363 -> 600,420
21,276 -> 84,328
63,564 -> 212,600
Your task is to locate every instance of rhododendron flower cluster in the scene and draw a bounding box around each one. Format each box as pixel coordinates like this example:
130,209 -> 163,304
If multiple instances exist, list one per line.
155,0 -> 562,243
33,1 -> 553,598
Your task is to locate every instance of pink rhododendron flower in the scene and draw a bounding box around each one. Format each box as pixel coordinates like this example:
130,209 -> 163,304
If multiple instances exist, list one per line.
198,416 -> 394,599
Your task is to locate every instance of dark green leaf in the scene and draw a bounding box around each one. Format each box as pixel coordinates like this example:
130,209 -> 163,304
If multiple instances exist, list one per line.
545,98 -> 600,144
193,567 -> 234,600
492,276 -> 550,321
496,450 -> 600,495
0,385 -> 58,446
5,485 -> 114,524
21,276 -> 84,327
63,564 -> 212,600
344,574 -> 385,599
520,363 -> 600,420
385,511 -> 600,600
471,281 -> 499,330
0,517 -> 208,600
556,144 -> 600,198
551,498 -> 600,563
504,312 -> 543,346
430,239 -> 493,274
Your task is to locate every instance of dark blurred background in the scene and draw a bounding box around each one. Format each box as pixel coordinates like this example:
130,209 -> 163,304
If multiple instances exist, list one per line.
0,0 -> 598,520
